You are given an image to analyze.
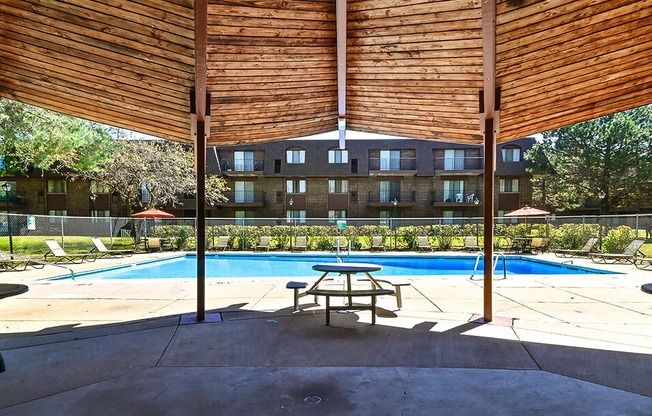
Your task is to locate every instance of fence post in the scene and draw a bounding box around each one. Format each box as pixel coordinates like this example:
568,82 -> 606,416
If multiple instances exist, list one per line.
109,219 -> 114,246
635,214 -> 639,237
60,216 -> 65,248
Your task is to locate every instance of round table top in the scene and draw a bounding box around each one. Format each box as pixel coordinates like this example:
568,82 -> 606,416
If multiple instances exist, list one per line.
641,283 -> 652,295
0,284 -> 29,300
313,262 -> 382,273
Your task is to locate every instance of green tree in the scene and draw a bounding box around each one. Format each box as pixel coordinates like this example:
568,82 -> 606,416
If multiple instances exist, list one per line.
0,98 -> 120,173
525,106 -> 652,214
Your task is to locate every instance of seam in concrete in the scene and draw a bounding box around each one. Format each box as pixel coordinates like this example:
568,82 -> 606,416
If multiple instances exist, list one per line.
494,291 -> 568,323
155,320 -> 181,368
510,327 -> 542,371
556,288 -> 652,317
410,285 -> 443,312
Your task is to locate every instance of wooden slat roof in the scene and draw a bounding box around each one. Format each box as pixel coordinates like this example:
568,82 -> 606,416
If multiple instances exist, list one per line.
1,0 -> 650,145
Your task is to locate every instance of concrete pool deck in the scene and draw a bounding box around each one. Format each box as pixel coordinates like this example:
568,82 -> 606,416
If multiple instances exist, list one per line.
0,251 -> 650,414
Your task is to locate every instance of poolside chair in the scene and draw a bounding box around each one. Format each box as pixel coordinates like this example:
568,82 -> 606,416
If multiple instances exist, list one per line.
90,237 -> 134,258
293,236 -> 308,252
417,236 -> 434,252
529,237 -> 550,253
255,236 -> 271,251
634,257 -> 652,270
588,239 -> 646,264
332,236 -> 347,252
371,236 -> 385,251
0,251 -> 29,271
209,236 -> 230,251
554,237 -> 598,258
461,236 -> 482,251
44,239 -> 97,264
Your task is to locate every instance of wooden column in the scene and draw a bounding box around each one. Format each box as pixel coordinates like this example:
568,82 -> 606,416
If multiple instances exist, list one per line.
195,0 -> 208,322
481,0 -> 497,322
336,0 -> 347,149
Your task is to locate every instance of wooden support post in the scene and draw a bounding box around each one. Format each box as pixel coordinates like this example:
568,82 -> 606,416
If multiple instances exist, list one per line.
483,117 -> 495,322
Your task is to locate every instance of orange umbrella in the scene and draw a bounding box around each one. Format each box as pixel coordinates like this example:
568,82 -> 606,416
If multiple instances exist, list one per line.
131,208 -> 175,218
504,206 -> 550,217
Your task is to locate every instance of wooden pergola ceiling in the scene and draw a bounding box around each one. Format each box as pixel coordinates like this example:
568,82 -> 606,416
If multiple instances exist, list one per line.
1,0 -> 650,146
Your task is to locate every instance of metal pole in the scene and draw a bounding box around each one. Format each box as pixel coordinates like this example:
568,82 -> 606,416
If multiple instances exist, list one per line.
61,216 -> 65,249
5,197 -> 13,257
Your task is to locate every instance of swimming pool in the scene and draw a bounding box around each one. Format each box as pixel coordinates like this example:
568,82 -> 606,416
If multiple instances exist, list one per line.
62,253 -> 611,280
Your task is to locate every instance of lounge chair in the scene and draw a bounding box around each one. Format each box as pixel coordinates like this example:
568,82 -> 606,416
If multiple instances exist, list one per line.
588,239 -> 646,264
91,237 -> 134,258
371,236 -> 385,251
255,236 -> 271,251
554,237 -> 598,258
0,252 -> 29,271
44,239 -> 97,264
332,236 -> 347,251
293,236 -> 307,252
529,237 -> 550,253
634,257 -> 652,270
461,236 -> 482,251
209,236 -> 230,251
417,236 -> 434,252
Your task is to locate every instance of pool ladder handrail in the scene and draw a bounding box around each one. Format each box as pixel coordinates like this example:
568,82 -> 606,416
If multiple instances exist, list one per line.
335,241 -> 351,263
470,252 -> 507,281
0,250 -> 74,279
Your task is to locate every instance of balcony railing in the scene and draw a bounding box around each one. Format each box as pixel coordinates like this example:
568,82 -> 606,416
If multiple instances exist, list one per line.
431,190 -> 482,204
433,156 -> 483,172
219,191 -> 266,205
369,157 -> 417,171
220,159 -> 265,172
368,191 -> 416,204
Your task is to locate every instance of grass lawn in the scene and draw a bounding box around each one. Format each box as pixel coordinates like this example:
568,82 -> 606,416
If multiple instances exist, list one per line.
0,236 -> 135,257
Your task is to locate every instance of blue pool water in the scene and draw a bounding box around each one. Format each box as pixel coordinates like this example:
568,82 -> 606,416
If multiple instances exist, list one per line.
66,254 -> 611,280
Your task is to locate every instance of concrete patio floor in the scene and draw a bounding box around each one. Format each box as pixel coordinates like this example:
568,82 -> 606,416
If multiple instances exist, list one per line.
0,251 -> 650,414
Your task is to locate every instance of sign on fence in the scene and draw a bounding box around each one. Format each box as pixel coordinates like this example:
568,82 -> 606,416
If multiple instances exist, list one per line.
336,220 -> 347,229
27,216 -> 36,230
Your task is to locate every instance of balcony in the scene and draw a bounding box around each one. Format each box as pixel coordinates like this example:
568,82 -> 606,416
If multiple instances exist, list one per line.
367,191 -> 416,207
433,156 -> 483,175
217,191 -> 266,207
368,157 -> 417,176
220,159 -> 265,176
431,190 -> 483,207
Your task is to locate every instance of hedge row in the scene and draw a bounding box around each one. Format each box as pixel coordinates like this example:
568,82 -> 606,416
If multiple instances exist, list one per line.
150,223 -> 641,253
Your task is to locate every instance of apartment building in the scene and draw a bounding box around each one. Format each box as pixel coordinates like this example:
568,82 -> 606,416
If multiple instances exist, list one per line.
0,137 -> 535,219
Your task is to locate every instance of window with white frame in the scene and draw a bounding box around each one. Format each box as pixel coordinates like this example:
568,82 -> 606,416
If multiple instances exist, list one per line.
328,210 -> 346,219
286,210 -> 306,223
380,150 -> 401,170
141,183 -> 151,203
497,210 -> 518,223
499,178 -> 519,192
379,181 -> 400,203
234,151 -> 254,171
286,179 -> 306,194
444,180 -> 465,202
48,210 -> 67,216
91,210 -> 110,217
235,210 -> 254,226
443,210 -> 463,224
328,149 -> 348,163
444,149 -> 465,170
234,181 -> 254,203
328,179 -> 348,193
47,180 -> 67,194
502,147 -> 521,162
286,149 -> 305,164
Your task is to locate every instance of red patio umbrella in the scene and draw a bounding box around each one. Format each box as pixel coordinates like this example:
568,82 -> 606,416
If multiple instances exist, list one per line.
131,208 -> 175,218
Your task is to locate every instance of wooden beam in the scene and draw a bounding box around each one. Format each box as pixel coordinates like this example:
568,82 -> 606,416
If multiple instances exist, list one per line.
336,0 -> 347,148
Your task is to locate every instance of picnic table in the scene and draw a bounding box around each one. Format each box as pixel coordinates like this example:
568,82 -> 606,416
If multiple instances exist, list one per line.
0,283 -> 28,372
307,263 -> 393,325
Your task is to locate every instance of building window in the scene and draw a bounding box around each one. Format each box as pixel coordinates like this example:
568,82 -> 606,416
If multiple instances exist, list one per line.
443,210 -> 463,225
380,181 -> 400,203
380,150 -> 401,170
234,151 -> 255,171
141,183 -> 151,203
286,179 -> 306,194
444,149 -> 465,170
0,181 -> 16,202
286,149 -> 305,164
328,179 -> 348,193
47,180 -> 67,194
499,178 -> 519,192
91,210 -> 110,217
502,147 -> 521,162
90,180 -> 110,194
234,181 -> 254,203
497,210 -> 518,223
328,210 -> 346,220
444,180 -> 465,202
235,210 -> 254,226
286,210 -> 306,223
48,210 -> 67,216
328,149 -> 348,163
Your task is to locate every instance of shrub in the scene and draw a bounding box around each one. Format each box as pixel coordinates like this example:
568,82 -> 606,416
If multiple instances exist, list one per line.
602,225 -> 636,253
151,225 -> 195,250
